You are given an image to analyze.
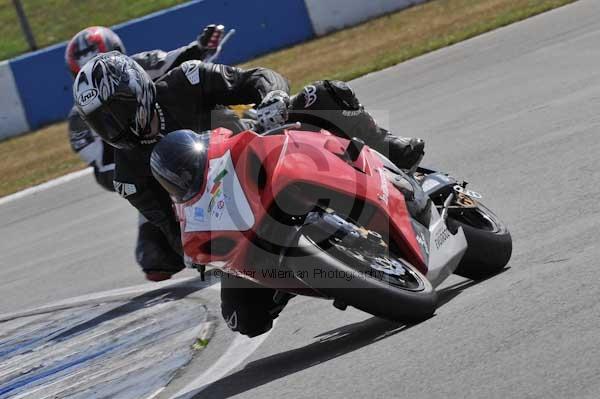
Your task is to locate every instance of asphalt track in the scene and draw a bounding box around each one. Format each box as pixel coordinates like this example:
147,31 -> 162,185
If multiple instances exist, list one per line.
2,0 -> 600,397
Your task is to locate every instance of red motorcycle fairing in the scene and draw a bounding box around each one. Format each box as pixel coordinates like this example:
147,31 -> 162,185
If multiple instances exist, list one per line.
175,127 -> 427,290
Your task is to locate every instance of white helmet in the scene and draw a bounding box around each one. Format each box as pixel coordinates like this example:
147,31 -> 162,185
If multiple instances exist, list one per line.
73,51 -> 156,149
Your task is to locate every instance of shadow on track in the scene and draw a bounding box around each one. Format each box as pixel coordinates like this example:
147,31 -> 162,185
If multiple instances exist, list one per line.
194,316 -> 413,399
193,268 -> 510,398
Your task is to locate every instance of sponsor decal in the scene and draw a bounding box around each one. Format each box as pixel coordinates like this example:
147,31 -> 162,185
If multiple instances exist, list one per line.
209,195 -> 230,221
416,232 -> 429,255
377,168 -> 389,204
222,65 -> 235,81
77,88 -> 98,107
113,181 -> 137,198
207,169 -> 228,212
225,311 -> 238,329
303,85 -> 318,108
194,207 -> 206,222
342,109 -> 363,117
182,61 -> 201,85
434,227 -> 451,250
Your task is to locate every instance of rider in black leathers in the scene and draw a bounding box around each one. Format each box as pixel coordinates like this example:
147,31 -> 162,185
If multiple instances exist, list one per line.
73,52 -> 425,337
66,25 -> 240,280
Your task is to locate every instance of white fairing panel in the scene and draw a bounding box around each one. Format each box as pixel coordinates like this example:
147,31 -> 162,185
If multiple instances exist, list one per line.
426,207 -> 468,287
184,151 -> 255,232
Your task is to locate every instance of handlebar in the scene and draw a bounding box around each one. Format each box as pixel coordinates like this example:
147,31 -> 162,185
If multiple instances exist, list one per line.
260,122 -> 302,136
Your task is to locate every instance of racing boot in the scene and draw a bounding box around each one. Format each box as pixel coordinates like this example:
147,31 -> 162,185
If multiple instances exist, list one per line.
136,216 -> 185,282
364,125 -> 425,170
221,275 -> 294,337
381,134 -> 425,170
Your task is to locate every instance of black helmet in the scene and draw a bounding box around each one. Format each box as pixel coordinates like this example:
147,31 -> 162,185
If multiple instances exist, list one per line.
150,130 -> 210,203
73,51 -> 156,150
65,26 -> 126,76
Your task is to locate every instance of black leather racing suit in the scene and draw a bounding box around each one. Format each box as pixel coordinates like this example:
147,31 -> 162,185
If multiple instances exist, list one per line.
68,43 -> 245,274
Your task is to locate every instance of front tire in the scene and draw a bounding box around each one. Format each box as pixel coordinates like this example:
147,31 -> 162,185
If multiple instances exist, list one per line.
285,218 -> 437,322
448,203 -> 512,279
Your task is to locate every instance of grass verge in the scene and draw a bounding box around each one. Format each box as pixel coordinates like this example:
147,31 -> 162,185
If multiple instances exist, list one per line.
0,0 -> 188,61
0,0 -> 577,197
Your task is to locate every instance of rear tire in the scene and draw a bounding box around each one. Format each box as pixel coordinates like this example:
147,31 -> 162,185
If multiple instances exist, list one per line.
286,221 -> 437,323
448,203 -> 512,279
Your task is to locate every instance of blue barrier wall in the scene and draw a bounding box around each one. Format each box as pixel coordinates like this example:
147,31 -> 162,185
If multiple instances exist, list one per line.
2,0 -> 430,139
9,0 -> 314,131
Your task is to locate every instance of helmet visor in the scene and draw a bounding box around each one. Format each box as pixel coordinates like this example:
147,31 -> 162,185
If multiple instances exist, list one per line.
83,96 -> 138,149
150,132 -> 211,203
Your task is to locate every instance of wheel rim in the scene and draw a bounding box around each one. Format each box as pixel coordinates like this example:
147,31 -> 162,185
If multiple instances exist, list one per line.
302,210 -> 427,292
450,207 -> 498,232
328,237 -> 426,291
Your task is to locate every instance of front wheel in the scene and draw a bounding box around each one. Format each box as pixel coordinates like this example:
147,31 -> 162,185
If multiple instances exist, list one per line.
285,214 -> 437,322
448,202 -> 512,279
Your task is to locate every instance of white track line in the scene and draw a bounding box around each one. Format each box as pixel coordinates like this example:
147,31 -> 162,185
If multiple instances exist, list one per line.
169,323 -> 275,399
145,387 -> 166,399
0,167 -> 92,206
0,276 -> 198,321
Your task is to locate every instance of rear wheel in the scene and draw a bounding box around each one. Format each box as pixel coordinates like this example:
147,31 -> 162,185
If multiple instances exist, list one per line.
448,203 -> 512,279
285,212 -> 437,322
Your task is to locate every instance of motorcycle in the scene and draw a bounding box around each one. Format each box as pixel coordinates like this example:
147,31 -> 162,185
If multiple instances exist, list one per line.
164,123 -> 512,322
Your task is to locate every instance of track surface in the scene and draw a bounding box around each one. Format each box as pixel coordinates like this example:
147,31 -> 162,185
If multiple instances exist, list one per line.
2,1 -> 600,397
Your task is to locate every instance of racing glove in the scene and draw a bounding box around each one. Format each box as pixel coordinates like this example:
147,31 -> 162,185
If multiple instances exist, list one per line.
198,24 -> 225,55
257,90 -> 290,132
